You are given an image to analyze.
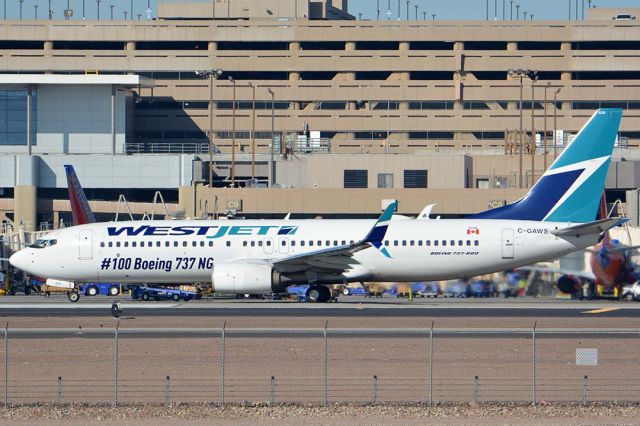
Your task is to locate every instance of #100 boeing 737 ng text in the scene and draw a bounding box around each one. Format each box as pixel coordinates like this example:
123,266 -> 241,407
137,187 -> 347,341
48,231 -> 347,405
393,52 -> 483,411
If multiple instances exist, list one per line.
9,109 -> 627,302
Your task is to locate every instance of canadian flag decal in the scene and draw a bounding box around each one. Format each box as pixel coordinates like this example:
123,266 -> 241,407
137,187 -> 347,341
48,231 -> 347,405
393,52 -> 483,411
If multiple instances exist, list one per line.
466,227 -> 480,235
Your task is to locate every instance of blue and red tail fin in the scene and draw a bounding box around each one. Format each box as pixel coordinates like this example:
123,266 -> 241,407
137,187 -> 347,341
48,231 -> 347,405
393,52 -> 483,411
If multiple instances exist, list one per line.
64,165 -> 96,225
468,109 -> 622,223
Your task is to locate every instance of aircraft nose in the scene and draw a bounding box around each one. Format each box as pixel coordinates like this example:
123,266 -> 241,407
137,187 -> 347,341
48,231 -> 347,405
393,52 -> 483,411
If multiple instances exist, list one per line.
9,250 -> 29,272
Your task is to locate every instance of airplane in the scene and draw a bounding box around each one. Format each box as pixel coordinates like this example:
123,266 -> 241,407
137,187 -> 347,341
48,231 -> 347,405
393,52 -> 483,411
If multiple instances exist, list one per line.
9,109 -> 626,303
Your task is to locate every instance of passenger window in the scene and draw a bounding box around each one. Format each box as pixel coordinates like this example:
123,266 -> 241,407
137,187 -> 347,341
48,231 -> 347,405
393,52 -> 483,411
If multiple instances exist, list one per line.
183,241 -> 188,247
450,240 -> 455,246
124,242 -> 129,248
281,240 -> 286,246
100,242 -> 105,248
341,240 -> 346,245
200,241 -> 205,247
317,240 -> 322,246
291,241 -> 296,247
350,240 -> 354,244
116,242 -> 121,248
226,241 -> 231,247
434,240 -> 438,246
250,241 -> 255,247
474,240 -> 479,246
410,240 -> 415,246
309,241 -> 314,246
157,241 -> 161,247
266,241 -> 271,246
192,241 -> 197,247
108,242 -> 113,248
442,240 -> 446,246
173,241 -> 178,247
138,242 -> 143,248
426,240 -> 431,246
402,241 -> 407,246
466,240 -> 471,246
243,241 -> 248,247
458,240 -> 463,246
384,240 -> 389,246
209,241 -> 214,247
394,240 -> 398,246
334,240 -> 338,246
326,240 -> 330,246
418,240 -> 422,246
301,241 -> 305,246
258,241 -> 263,247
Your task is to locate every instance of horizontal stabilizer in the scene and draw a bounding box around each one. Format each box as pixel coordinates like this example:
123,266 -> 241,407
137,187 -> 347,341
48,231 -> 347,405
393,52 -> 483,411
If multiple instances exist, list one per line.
552,217 -> 627,237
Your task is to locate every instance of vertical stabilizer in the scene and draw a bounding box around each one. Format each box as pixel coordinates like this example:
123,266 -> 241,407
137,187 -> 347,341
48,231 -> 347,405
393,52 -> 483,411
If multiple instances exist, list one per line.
64,165 -> 96,225
469,109 -> 622,223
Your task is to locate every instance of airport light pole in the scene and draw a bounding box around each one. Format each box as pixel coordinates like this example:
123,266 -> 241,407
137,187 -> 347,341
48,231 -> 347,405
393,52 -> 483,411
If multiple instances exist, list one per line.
247,81 -> 256,185
530,71 -> 538,186
18,0 -> 23,19
229,76 -> 236,187
509,0 -> 513,20
34,4 -> 37,18
553,87 -> 561,161
196,69 -> 223,189
110,4 -> 113,19
543,82 -> 550,171
96,0 -> 101,20
268,88 -> 275,188
509,68 -> 537,188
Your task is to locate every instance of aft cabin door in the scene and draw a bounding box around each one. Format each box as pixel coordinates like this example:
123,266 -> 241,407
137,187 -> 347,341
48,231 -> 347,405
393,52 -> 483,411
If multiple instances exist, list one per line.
501,228 -> 514,259
78,230 -> 93,260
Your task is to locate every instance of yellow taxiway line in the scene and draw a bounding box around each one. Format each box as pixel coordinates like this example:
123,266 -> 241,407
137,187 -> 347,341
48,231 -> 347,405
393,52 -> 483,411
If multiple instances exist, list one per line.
581,307 -> 620,314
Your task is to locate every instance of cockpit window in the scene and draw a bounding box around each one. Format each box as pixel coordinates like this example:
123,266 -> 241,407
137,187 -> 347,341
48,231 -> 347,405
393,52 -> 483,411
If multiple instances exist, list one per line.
29,239 -> 57,249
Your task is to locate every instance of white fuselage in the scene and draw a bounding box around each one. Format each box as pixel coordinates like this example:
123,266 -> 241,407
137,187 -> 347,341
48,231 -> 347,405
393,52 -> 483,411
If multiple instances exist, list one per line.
11,218 -> 595,287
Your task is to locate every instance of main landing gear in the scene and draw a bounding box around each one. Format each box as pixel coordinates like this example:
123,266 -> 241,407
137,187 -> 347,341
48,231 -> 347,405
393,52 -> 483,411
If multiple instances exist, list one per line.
305,285 -> 332,303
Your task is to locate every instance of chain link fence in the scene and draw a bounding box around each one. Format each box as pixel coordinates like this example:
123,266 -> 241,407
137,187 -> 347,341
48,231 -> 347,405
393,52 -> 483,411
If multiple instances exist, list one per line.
2,326 -> 639,405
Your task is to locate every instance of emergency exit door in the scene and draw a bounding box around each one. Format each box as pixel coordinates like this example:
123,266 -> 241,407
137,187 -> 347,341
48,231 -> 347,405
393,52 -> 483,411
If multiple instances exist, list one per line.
502,228 -> 514,259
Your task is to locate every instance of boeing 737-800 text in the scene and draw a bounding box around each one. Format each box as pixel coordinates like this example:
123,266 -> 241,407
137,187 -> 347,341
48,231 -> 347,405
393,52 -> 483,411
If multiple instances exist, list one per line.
9,109 -> 626,302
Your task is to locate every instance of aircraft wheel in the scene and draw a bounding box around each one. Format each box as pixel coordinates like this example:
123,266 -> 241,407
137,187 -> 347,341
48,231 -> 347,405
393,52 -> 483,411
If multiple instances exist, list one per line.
306,286 -> 331,303
318,286 -> 331,303
87,286 -> 98,296
67,291 -> 80,303
108,285 -> 120,296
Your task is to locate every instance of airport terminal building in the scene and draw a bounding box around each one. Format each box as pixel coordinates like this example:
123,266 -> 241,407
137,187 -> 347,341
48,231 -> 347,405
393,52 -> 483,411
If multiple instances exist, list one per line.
0,0 -> 640,229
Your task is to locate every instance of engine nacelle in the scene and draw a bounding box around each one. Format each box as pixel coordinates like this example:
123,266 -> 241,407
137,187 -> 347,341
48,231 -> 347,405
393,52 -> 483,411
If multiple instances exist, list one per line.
557,275 -> 581,295
211,261 -> 288,294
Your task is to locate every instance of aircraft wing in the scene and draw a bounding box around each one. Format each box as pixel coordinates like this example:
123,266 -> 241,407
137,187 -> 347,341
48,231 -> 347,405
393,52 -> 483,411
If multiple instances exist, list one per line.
271,201 -> 396,275
552,217 -> 628,237
517,265 -> 596,281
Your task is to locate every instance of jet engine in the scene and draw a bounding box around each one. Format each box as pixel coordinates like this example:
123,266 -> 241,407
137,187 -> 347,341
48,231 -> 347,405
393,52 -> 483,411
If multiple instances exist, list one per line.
556,275 -> 581,295
211,261 -> 289,294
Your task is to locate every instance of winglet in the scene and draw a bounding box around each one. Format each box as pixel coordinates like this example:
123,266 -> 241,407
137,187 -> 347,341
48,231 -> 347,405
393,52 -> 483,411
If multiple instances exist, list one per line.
364,201 -> 397,257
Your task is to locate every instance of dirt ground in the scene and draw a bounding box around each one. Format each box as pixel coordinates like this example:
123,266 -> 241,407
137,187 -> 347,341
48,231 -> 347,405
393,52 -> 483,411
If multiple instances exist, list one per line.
2,402 -> 640,425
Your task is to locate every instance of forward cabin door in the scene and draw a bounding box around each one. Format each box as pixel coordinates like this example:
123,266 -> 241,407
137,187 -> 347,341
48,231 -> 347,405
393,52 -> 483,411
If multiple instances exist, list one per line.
78,229 -> 93,260
501,228 -> 515,259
